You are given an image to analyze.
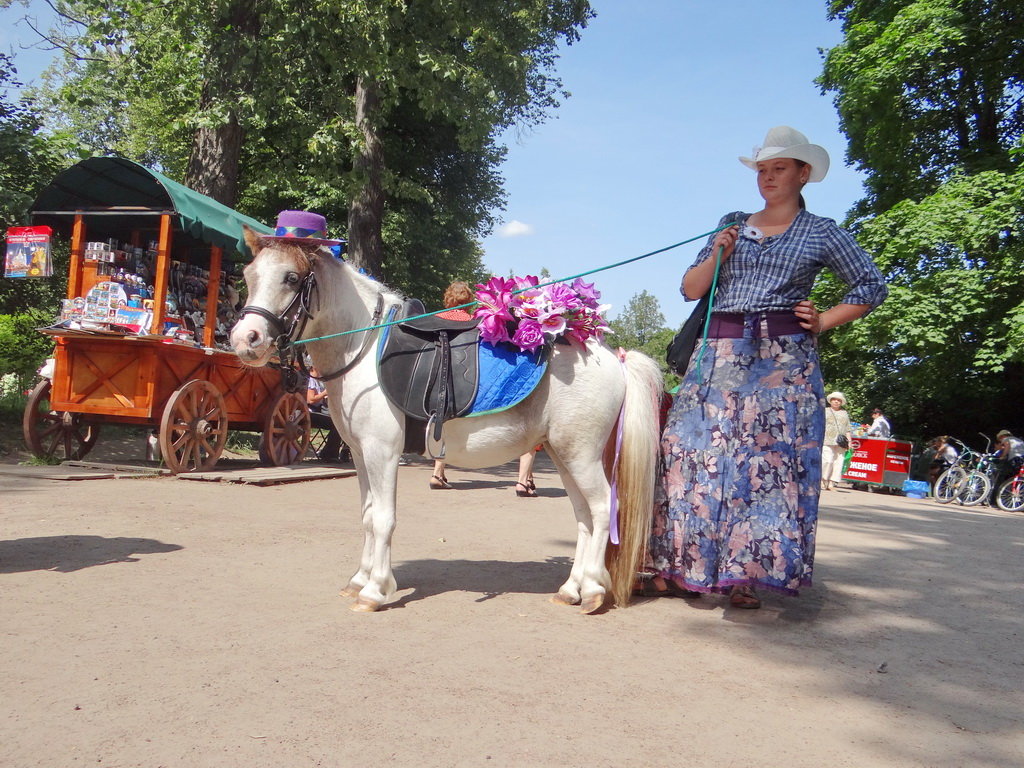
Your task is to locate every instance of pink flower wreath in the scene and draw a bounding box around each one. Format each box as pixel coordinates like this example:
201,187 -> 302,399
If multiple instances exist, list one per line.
473,275 -> 611,353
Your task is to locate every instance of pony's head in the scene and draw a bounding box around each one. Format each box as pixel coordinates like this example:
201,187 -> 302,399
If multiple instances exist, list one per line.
230,225 -> 323,366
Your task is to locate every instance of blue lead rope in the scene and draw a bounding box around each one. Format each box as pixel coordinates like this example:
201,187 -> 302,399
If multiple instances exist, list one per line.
292,222 -> 736,346
693,244 -> 723,381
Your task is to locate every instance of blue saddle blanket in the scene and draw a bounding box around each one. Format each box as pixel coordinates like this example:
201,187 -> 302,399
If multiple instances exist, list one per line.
467,341 -> 546,417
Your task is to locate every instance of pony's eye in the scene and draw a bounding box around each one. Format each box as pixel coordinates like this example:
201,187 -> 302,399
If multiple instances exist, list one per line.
285,272 -> 300,286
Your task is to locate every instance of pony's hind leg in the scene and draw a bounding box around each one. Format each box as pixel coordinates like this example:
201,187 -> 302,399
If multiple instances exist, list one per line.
547,448 -> 613,614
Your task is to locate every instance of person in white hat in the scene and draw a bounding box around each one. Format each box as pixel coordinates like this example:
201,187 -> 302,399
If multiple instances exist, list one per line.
648,126 -> 888,609
822,391 -> 853,491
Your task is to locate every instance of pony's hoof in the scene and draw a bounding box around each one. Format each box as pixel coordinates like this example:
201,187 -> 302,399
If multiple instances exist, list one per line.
550,591 -> 579,606
579,593 -> 607,615
339,585 -> 361,598
350,597 -> 382,613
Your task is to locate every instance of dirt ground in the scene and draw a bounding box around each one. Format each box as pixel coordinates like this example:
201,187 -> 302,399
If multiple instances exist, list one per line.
1,432 -> 1022,767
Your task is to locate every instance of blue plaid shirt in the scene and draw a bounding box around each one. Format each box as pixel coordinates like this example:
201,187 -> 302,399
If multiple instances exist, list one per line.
684,210 -> 888,313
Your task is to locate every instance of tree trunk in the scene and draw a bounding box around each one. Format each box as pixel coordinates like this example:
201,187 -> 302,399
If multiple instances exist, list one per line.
186,91 -> 243,207
183,0 -> 257,208
348,74 -> 385,278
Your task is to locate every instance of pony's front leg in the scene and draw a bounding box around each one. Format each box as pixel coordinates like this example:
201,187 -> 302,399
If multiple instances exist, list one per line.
348,445 -> 400,613
339,448 -> 375,598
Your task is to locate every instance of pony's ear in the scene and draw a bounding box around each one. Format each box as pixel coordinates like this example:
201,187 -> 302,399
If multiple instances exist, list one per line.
242,225 -> 264,257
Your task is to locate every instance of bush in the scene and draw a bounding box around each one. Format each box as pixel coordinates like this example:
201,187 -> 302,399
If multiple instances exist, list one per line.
0,310 -> 53,389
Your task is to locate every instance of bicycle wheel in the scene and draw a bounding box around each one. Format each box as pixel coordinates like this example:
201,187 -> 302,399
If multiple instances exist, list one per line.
933,467 -> 965,504
996,477 -> 1024,512
959,471 -> 992,506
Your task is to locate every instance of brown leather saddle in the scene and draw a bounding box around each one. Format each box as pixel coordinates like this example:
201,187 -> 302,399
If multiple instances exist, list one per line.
378,299 -> 481,444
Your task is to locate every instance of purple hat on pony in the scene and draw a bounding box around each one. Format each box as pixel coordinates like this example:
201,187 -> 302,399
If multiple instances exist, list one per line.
266,210 -> 346,247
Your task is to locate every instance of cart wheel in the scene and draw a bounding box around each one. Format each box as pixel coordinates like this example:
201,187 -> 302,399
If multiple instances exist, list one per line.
22,379 -> 101,462
258,391 -> 311,466
159,380 -> 228,473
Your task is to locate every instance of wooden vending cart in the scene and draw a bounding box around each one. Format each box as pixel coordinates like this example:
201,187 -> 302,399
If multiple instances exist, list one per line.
22,156 -> 312,473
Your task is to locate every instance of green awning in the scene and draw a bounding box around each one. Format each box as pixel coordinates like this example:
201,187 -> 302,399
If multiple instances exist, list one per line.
30,156 -> 272,259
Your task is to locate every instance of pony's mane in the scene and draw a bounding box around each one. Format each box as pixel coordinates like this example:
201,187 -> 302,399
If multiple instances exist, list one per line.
258,237 -> 406,309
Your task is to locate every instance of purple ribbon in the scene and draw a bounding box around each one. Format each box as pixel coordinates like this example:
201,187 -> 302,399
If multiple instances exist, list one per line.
607,352 -> 628,545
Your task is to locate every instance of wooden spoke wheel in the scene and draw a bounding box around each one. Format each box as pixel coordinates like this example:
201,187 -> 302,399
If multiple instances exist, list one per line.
159,379 -> 228,474
22,379 -> 101,462
258,391 -> 312,466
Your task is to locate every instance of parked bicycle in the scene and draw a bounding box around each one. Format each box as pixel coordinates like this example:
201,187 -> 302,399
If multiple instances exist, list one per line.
933,435 -> 997,506
995,461 -> 1024,513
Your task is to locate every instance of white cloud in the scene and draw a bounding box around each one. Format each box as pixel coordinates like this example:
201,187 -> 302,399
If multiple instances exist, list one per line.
496,220 -> 534,238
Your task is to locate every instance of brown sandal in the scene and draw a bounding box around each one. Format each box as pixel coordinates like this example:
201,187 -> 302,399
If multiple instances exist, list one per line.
514,481 -> 538,497
632,576 -> 700,598
729,585 -> 761,609
429,475 -> 453,490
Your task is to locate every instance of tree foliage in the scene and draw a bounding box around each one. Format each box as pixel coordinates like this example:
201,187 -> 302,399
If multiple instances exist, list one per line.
0,53 -> 69,326
36,0 -> 593,303
817,0 -> 1024,441
607,290 -> 665,348
605,290 -> 677,388
820,0 -> 1024,214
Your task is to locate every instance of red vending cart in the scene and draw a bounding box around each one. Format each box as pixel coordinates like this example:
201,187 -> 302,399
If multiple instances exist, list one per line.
842,436 -> 914,491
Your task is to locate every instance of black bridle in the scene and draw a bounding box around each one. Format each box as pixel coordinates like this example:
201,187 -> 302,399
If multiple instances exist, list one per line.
237,268 -> 387,386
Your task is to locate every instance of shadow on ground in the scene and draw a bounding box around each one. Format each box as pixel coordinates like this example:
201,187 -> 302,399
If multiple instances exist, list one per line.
0,535 -> 183,573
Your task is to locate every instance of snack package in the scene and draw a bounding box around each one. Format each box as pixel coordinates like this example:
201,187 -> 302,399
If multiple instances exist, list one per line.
4,226 -> 53,278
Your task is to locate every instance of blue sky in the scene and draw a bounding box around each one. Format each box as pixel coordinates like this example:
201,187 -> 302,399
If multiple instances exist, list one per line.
2,1 -> 861,327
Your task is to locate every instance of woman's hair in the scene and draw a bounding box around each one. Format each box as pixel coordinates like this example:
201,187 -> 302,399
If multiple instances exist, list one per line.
795,159 -> 808,209
443,280 -> 474,309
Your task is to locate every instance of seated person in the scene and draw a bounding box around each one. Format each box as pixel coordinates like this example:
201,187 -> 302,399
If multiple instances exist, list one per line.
307,367 -> 344,462
927,436 -> 958,485
865,407 -> 891,438
993,429 -> 1024,488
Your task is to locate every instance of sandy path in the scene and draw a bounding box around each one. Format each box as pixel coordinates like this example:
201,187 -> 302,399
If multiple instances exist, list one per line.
1,455 -> 1021,767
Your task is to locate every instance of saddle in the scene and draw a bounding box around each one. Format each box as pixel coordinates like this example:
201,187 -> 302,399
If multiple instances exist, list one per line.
378,299 -> 481,443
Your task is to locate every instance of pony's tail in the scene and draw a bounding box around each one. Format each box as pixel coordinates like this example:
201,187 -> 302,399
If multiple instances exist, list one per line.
607,349 -> 663,608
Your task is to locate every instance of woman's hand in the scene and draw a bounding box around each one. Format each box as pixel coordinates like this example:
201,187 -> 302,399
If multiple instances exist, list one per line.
711,225 -> 739,262
793,300 -> 821,333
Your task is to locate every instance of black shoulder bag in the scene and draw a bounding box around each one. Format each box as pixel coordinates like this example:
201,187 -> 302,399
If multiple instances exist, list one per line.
665,244 -> 724,376
665,292 -> 711,376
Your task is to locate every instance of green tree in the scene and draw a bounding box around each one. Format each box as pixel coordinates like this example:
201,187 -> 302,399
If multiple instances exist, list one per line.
820,0 -> 1024,215
37,0 -> 593,303
607,290 -> 666,348
817,0 -> 1024,440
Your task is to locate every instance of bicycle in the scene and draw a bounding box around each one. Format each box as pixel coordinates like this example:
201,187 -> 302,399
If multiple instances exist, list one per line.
933,437 -> 976,503
933,435 -> 996,505
995,461 -> 1024,513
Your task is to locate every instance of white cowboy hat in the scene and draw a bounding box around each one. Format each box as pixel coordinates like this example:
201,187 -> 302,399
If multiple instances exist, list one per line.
827,391 -> 846,405
739,126 -> 830,182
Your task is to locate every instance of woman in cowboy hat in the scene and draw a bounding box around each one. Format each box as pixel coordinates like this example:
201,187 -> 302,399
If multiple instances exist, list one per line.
822,391 -> 853,491
647,126 -> 887,609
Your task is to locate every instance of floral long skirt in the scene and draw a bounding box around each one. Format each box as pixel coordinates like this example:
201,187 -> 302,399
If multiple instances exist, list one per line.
649,330 -> 825,595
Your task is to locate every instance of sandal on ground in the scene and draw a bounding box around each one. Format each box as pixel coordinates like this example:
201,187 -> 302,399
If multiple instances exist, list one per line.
632,576 -> 700,598
526,476 -> 536,491
729,585 -> 761,609
515,481 -> 538,497
429,475 -> 453,490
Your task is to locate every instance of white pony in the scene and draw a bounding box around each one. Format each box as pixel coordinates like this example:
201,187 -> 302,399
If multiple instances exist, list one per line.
230,228 -> 662,613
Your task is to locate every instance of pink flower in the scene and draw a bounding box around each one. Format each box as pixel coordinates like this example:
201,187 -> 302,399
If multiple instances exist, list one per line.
512,319 -> 546,352
474,273 -> 610,352
570,278 -> 601,307
477,312 -> 512,344
539,313 -> 567,336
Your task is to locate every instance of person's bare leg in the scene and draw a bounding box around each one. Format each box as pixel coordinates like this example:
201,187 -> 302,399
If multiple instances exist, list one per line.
430,459 -> 451,489
515,450 -> 537,496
